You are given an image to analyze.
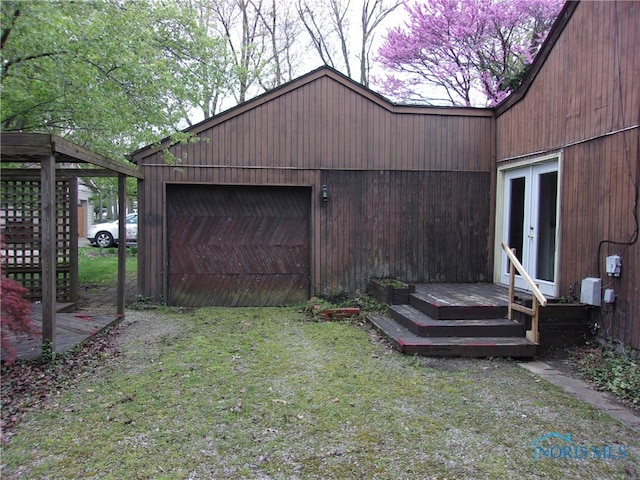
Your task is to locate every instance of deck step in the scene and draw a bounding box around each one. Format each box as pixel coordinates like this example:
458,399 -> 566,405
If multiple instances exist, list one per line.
56,302 -> 77,313
389,304 -> 524,338
410,283 -> 509,319
367,313 -> 536,358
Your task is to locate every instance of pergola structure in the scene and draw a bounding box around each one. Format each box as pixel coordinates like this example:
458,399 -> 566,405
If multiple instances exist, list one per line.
1,133 -> 143,352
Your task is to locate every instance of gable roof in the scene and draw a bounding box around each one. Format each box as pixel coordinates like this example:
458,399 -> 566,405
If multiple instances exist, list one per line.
132,1 -> 580,162
495,0 -> 579,116
130,66 -> 491,163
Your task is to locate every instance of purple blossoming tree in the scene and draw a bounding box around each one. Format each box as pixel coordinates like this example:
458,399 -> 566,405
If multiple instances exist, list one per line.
377,0 -> 564,106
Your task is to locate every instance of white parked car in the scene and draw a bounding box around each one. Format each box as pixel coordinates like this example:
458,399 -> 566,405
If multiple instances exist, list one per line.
87,213 -> 138,248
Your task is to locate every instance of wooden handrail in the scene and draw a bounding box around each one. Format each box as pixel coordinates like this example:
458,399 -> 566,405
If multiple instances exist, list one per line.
501,243 -> 547,306
502,242 -> 547,345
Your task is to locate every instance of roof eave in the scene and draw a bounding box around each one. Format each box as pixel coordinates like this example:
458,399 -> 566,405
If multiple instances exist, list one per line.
494,1 -> 580,117
130,65 -> 493,163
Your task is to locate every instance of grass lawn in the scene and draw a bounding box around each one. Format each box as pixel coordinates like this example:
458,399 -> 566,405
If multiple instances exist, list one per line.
1,307 -> 638,479
78,246 -> 137,287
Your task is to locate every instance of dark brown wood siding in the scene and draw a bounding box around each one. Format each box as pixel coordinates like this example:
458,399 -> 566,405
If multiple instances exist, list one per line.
167,185 -> 310,306
496,1 -> 640,349
135,70 -> 494,306
496,2 -> 638,159
559,134 -> 639,349
138,74 -> 493,172
319,170 -> 491,293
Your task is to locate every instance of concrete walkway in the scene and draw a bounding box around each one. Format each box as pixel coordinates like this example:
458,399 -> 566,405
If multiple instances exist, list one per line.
519,361 -> 640,431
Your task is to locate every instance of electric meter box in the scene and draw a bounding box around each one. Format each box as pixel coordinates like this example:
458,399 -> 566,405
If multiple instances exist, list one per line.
603,289 -> 616,303
580,277 -> 602,306
606,255 -> 621,277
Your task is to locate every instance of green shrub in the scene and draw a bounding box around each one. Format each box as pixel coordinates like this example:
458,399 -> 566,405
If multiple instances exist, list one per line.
571,342 -> 640,408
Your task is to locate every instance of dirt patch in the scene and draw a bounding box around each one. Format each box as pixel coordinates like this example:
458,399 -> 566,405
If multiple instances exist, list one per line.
116,310 -> 184,348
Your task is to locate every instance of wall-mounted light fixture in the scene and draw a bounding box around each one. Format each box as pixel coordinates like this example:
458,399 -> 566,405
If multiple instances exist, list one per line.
321,184 -> 329,203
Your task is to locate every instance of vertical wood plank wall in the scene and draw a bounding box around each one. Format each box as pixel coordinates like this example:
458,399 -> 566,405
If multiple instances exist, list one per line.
319,170 -> 491,293
561,135 -> 638,348
136,73 -> 494,304
496,1 -> 639,348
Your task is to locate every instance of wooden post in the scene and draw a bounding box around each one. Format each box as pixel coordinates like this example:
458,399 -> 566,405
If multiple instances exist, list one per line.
69,176 -> 79,304
117,174 -> 127,316
503,243 -> 544,346
40,155 -> 57,352
531,285 -> 540,344
508,248 -> 516,320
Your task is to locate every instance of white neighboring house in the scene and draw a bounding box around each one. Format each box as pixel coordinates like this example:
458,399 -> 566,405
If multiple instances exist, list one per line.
78,178 -> 96,239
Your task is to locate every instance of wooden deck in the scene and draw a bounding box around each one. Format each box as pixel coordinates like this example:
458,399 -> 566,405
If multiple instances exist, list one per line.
411,283 -> 512,319
1,303 -> 121,362
367,283 -> 537,358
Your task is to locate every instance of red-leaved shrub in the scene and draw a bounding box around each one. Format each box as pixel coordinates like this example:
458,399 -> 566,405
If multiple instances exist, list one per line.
1,240 -> 38,363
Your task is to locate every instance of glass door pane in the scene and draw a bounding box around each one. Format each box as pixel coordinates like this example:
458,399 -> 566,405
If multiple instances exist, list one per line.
500,159 -> 559,297
534,171 -> 558,282
507,176 -> 526,269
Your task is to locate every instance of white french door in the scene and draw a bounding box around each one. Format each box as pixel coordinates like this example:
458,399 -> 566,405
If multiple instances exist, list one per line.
500,159 -> 559,297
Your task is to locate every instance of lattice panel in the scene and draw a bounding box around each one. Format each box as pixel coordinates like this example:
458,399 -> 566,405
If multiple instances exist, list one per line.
1,178 -> 73,302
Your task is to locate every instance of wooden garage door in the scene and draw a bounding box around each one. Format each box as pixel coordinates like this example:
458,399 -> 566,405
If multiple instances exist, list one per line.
167,185 -> 310,306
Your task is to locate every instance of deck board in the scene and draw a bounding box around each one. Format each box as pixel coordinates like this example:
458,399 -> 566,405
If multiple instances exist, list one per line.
413,283 -> 512,307
367,283 -> 537,358
389,304 -> 524,337
368,313 -> 536,358
1,303 -> 121,362
411,283 -> 520,319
